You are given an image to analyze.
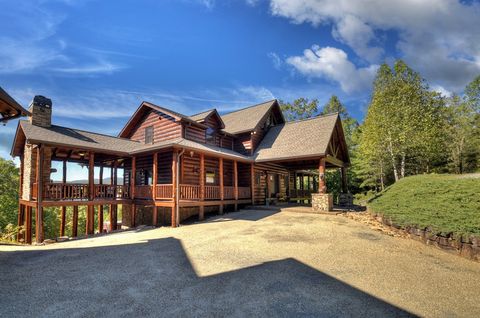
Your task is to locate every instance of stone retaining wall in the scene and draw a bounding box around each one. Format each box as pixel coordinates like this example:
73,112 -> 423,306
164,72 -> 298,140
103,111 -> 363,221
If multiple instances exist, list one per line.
367,207 -> 480,262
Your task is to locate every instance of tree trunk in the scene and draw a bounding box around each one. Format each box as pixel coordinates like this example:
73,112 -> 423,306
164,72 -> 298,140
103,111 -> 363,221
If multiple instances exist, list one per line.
380,164 -> 385,191
388,141 -> 399,182
400,153 -> 405,179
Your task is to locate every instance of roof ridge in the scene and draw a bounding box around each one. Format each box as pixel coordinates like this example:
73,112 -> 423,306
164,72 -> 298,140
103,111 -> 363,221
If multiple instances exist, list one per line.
188,108 -> 216,117
283,112 -> 339,125
221,99 -> 277,116
143,101 -> 189,119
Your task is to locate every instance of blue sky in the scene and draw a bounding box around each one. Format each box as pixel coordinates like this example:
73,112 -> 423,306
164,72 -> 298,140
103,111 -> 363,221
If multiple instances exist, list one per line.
1,0 -> 480,164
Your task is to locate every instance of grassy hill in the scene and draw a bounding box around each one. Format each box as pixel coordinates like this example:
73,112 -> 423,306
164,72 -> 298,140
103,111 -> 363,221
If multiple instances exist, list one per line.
368,174 -> 480,237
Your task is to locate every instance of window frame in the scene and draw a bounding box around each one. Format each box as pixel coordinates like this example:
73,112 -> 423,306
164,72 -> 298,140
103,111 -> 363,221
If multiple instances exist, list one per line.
144,126 -> 154,144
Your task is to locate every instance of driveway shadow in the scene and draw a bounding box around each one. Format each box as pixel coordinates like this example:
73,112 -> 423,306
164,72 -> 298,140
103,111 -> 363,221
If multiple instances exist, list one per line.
0,237 -> 416,317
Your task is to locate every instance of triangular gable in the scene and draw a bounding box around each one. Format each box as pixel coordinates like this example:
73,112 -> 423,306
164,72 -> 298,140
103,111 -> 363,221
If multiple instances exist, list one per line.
325,115 -> 350,165
199,109 -> 225,129
118,101 -> 206,138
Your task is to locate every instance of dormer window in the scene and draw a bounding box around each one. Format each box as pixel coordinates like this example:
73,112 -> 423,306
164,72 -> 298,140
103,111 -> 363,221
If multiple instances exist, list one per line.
145,126 -> 153,144
206,127 -> 215,144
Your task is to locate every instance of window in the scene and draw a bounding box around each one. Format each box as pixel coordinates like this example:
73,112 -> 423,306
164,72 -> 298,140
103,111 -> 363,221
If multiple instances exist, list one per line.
206,127 -> 215,144
145,126 -> 154,144
255,172 -> 261,186
206,170 -> 215,184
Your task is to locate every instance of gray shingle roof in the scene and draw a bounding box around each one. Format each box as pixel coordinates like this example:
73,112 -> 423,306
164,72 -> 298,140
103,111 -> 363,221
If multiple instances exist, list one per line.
18,121 -> 252,161
19,121 -> 144,155
221,100 -> 276,134
253,113 -> 339,162
188,109 -> 215,122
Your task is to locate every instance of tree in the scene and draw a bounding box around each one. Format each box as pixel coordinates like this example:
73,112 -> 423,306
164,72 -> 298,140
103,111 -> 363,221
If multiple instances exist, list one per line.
0,158 -> 19,240
359,60 -> 447,186
279,98 -> 319,121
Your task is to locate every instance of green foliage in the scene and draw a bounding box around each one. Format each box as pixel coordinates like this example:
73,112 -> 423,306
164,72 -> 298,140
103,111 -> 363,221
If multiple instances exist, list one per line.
359,60 -> 448,188
369,174 -> 480,237
0,158 -> 19,240
279,98 -> 319,121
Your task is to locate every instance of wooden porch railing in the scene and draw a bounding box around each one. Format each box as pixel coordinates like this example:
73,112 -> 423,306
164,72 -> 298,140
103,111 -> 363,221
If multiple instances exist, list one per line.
238,187 -> 251,199
135,185 -> 153,199
205,185 -> 220,200
180,184 -> 201,200
223,186 -> 235,199
43,183 -> 89,200
289,189 -> 312,198
156,184 -> 173,199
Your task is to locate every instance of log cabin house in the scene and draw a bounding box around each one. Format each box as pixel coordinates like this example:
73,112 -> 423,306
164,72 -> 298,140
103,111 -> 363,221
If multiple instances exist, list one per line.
11,96 -> 350,244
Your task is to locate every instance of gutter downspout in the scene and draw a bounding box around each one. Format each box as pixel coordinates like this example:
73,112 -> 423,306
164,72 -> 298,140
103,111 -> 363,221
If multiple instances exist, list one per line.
175,149 -> 185,227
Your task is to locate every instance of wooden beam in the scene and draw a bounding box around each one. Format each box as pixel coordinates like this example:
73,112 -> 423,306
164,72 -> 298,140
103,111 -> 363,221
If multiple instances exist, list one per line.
87,205 -> 94,235
325,154 -> 344,168
234,160 -> 238,211
99,166 -> 103,185
60,206 -> 66,237
219,157 -> 224,214
97,205 -> 103,233
153,152 -> 158,200
17,204 -> 24,242
62,160 -> 67,184
72,206 -> 78,237
25,206 -> 32,244
319,157 -> 326,193
153,206 -> 158,226
35,145 -> 44,244
250,163 -> 255,205
199,153 -> 205,221
131,156 -> 136,228
88,152 -> 94,200
171,151 -> 177,227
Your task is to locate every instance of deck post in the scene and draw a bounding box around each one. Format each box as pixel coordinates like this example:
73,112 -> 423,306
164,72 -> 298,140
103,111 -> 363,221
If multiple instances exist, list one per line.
233,160 -> 238,211
35,144 -> 44,243
60,206 -> 66,237
25,206 -> 32,244
219,157 -> 224,214
171,151 -> 177,227
99,166 -> 103,185
131,156 -> 136,227
87,152 -> 95,235
97,205 -> 103,233
199,153 -> 205,221
152,153 -> 158,226
17,204 -> 24,242
72,206 -> 78,237
250,163 -> 255,205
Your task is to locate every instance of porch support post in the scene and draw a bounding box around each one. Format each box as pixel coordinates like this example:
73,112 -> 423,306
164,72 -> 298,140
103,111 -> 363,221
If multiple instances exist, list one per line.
219,157 -> 224,214
171,151 -> 178,227
131,156 -> 136,228
17,204 -> 25,242
99,166 -> 103,185
60,206 -> 66,237
35,144 -> 44,243
72,206 -> 78,237
97,205 -> 103,233
25,206 -> 32,244
153,153 -> 158,226
199,153 -> 205,221
319,157 -> 326,194
87,152 -> 95,235
250,163 -> 255,205
233,160 -> 238,211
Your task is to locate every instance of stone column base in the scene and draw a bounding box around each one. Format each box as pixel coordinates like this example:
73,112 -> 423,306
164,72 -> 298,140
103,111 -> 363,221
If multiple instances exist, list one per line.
311,193 -> 333,212
338,193 -> 354,206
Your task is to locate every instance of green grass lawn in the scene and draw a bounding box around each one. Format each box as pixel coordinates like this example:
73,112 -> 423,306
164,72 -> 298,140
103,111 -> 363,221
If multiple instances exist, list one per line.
368,174 -> 480,238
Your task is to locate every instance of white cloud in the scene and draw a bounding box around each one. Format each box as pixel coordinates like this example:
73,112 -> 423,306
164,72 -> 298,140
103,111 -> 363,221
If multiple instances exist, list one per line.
0,1 -> 125,76
286,46 -> 378,93
269,0 -> 480,92
267,52 -> 283,70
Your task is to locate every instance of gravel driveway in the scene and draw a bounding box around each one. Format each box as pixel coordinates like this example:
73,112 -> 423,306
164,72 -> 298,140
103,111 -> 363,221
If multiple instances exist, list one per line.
1,208 -> 479,317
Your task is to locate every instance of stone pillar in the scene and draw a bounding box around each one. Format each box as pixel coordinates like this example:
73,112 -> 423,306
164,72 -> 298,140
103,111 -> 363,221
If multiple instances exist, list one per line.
311,193 -> 333,212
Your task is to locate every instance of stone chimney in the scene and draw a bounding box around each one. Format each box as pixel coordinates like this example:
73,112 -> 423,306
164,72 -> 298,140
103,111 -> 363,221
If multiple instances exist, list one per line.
28,95 -> 52,127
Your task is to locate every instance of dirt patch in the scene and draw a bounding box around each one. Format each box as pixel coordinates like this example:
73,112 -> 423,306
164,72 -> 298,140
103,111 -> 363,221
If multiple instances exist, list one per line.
343,212 -> 408,238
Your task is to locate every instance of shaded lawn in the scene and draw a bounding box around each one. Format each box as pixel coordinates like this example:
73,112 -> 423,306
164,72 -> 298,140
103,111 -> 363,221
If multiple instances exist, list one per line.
368,174 -> 480,238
